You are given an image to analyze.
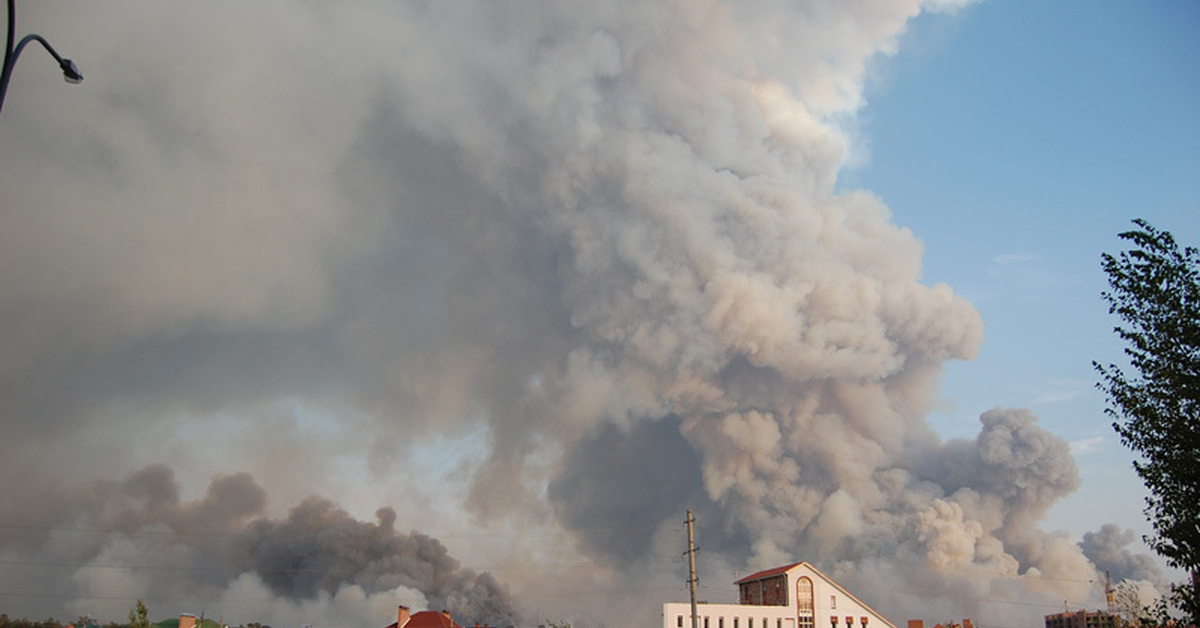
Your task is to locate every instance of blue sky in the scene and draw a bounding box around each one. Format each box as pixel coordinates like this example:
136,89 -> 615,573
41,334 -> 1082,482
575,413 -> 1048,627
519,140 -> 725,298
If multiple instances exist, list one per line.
844,0 -> 1200,550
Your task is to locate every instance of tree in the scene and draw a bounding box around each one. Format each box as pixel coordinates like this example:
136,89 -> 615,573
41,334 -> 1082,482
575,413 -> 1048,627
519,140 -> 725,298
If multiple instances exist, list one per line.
1112,580 -> 1145,626
1096,219 -> 1200,624
1111,580 -> 1174,628
128,601 -> 149,628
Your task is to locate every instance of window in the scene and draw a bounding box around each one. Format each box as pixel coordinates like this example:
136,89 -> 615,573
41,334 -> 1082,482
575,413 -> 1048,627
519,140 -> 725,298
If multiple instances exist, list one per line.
705,618 -> 709,628
830,596 -> 836,610
720,618 -> 724,628
796,577 -> 815,628
678,617 -> 683,628
734,618 -> 739,628
778,620 -> 783,628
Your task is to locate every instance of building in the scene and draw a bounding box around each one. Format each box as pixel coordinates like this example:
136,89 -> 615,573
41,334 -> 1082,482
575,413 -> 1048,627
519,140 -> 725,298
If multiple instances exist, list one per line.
1044,610 -> 1119,628
386,606 -> 465,628
663,562 -> 899,628
908,620 -> 976,628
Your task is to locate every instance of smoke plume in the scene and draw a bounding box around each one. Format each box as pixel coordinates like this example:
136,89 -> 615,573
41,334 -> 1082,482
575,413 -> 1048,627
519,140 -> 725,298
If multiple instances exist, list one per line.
0,1 -> 1149,627
0,466 -> 517,626
1080,525 -> 1166,588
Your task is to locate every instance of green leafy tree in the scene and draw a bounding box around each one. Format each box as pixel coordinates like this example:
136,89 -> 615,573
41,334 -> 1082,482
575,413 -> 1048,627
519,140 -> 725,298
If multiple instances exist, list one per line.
128,601 -> 150,628
1096,219 -> 1200,623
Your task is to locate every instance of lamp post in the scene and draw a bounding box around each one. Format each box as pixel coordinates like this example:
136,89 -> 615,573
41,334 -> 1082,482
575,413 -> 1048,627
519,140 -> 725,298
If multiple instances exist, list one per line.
0,0 -> 82,115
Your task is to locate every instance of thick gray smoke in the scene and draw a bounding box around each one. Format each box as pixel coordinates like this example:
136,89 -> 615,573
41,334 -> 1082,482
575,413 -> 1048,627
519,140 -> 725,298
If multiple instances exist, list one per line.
0,466 -> 518,627
0,1 -> 1150,627
1080,525 -> 1166,588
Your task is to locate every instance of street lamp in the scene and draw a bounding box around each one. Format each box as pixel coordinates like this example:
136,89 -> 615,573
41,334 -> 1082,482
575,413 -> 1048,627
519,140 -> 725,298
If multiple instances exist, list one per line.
0,0 -> 82,114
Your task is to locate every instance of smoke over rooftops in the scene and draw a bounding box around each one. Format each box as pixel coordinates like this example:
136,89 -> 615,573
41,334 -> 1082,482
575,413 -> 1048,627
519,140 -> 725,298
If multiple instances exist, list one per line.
0,1 -> 1156,627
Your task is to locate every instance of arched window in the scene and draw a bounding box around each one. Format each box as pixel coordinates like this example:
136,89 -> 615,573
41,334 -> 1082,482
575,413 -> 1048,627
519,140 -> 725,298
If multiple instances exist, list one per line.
796,577 -> 814,628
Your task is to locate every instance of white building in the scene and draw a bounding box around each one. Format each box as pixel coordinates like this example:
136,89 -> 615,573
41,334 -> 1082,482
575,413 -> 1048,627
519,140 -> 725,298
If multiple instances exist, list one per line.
663,562 -> 898,628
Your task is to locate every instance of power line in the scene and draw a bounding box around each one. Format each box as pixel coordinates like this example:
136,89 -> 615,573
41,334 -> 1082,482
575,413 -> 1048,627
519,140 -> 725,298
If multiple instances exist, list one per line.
0,582 -> 688,605
0,522 -> 672,541
0,557 -> 680,576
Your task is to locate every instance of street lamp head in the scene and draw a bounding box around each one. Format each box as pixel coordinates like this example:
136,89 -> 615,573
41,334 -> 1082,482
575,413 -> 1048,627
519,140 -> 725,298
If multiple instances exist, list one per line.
59,58 -> 81,84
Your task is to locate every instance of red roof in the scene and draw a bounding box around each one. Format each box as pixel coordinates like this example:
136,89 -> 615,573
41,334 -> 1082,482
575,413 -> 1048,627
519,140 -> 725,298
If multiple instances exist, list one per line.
385,611 -> 463,628
735,562 -> 803,584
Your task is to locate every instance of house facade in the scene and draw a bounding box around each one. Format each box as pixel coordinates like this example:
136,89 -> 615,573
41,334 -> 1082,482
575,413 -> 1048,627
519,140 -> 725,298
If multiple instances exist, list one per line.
1043,610 -> 1119,628
663,563 -> 898,628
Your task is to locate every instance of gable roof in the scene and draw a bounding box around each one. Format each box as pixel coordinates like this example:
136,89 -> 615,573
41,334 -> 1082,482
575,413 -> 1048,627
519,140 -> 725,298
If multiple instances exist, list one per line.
385,611 -> 463,628
736,562 -> 803,584
735,562 -> 899,628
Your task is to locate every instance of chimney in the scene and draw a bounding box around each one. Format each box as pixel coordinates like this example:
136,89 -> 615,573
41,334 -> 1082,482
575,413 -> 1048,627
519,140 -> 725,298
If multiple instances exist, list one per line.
964,621 -> 973,628
398,606 -> 411,628
908,621 -> 924,628
180,615 -> 198,628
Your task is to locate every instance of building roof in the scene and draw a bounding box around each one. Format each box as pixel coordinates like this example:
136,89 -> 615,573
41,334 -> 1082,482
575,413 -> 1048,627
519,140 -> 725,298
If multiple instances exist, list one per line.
385,611 -> 463,628
736,562 -> 803,584
734,561 -> 900,628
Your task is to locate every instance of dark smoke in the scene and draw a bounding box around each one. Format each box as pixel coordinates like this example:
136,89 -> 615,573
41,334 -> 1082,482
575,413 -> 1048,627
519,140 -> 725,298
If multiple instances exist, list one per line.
1080,524 -> 1166,588
240,497 -> 518,625
0,467 -> 519,627
547,416 -> 725,565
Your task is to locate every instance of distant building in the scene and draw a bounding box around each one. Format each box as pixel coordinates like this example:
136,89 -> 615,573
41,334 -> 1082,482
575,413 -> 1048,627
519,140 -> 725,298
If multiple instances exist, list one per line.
1044,610 -> 1119,628
663,562 -> 898,628
386,606 -> 465,628
907,620 -> 976,628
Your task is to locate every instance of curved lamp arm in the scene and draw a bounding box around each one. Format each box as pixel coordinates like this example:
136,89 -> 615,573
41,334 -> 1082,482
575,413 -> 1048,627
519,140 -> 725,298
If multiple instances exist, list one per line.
0,0 -> 82,115
12,33 -> 83,83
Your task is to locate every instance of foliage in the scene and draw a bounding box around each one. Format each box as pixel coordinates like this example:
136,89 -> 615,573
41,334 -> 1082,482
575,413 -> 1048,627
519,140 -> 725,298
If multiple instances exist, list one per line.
1096,219 -> 1200,624
1113,580 -> 1146,626
0,615 -> 65,628
1143,595 -> 1176,628
0,615 -> 130,628
128,601 -> 150,628
0,614 -> 262,628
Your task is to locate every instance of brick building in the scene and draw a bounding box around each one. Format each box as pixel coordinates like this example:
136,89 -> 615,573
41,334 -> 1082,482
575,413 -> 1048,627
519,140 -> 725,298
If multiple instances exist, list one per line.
1044,610 -> 1119,628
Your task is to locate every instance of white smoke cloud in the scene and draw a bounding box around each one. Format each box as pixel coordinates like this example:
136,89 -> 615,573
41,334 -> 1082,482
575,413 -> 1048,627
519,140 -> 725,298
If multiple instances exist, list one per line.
0,1 -> 1138,627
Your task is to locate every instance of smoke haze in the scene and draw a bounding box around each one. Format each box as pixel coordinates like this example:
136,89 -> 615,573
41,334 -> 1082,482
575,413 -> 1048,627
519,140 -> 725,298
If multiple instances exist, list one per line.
1,467 -> 514,625
0,2 -> 1149,627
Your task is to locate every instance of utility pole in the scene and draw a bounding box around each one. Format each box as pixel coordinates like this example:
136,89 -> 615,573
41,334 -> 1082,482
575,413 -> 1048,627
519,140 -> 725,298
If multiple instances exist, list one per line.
1104,571 -> 1114,614
685,510 -> 699,628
